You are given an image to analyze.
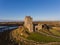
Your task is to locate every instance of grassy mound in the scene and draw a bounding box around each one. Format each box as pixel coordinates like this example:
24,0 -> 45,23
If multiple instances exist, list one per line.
0,27 -> 30,45
27,32 -> 60,43
39,29 -> 52,35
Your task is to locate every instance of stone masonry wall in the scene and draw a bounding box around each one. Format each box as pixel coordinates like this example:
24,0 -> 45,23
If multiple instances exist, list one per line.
24,16 -> 33,32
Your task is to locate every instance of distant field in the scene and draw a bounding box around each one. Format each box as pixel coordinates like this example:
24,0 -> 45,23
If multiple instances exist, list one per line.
52,27 -> 60,30
0,21 -> 60,27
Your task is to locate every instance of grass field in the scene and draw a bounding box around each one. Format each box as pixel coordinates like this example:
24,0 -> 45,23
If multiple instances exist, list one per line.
27,32 -> 60,43
50,29 -> 60,37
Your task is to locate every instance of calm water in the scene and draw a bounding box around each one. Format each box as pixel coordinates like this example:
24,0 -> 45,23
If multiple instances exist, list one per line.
0,26 -> 18,32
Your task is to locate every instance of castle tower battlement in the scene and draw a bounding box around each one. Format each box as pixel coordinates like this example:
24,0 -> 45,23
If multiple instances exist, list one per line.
24,16 -> 33,32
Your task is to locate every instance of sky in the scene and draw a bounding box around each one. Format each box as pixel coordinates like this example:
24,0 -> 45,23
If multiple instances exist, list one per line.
0,0 -> 60,21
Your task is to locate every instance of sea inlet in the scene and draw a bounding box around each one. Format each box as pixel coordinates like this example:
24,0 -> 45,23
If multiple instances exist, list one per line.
0,26 -> 18,32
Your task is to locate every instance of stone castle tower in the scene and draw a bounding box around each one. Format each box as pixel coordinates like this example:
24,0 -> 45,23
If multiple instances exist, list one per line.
24,16 -> 33,32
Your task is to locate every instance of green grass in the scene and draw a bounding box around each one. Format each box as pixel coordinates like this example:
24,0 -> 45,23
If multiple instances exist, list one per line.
50,29 -> 60,37
39,29 -> 52,35
27,32 -> 60,43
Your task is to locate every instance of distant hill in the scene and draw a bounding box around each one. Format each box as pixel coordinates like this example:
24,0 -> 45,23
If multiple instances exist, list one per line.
0,19 -> 21,22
